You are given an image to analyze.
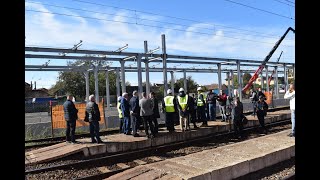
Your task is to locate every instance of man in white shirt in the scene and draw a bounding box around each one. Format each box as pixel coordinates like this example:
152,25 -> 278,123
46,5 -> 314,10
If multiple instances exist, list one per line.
284,83 -> 295,137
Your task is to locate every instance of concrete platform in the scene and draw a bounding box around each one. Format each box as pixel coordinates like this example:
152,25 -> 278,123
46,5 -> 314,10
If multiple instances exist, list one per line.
106,129 -> 295,180
25,110 -> 291,165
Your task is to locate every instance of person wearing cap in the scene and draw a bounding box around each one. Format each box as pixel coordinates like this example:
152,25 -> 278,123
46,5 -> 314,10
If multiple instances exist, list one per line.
129,90 -> 141,137
197,87 -> 208,127
284,83 -> 295,137
206,90 -> 218,121
117,96 -> 124,133
177,88 -> 190,131
255,95 -> 269,133
162,89 -> 178,132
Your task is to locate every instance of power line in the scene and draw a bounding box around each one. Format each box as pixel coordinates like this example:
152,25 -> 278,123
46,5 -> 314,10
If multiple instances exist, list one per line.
26,9 -> 294,46
26,1 -> 294,40
272,0 -> 294,7
68,0 -> 293,38
284,0 -> 295,4
223,0 -> 295,20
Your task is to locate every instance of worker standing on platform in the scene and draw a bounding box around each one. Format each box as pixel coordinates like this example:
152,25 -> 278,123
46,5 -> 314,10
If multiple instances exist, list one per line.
139,92 -> 155,138
162,89 -> 178,132
85,95 -> 103,143
149,92 -> 160,134
255,95 -> 269,134
130,90 -> 141,137
189,94 -> 198,129
232,97 -> 244,139
63,94 -> 78,144
117,96 -> 124,133
250,88 -> 259,117
177,88 -> 190,131
284,83 -> 295,137
197,87 -> 208,127
217,90 -> 228,122
121,93 -> 131,135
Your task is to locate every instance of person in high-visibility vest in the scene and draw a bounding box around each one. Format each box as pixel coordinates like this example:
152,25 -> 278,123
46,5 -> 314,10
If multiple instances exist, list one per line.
197,87 -> 208,127
117,96 -> 124,134
177,88 -> 190,131
162,89 -> 178,132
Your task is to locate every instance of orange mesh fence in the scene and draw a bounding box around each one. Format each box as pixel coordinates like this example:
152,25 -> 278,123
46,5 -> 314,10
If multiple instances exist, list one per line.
264,92 -> 273,105
51,101 -> 105,129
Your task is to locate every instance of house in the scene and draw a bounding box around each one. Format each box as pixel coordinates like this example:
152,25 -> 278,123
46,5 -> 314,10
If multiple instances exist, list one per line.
26,88 -> 50,98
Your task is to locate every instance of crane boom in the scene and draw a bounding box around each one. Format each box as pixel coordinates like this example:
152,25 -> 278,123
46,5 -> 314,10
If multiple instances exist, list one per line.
242,27 -> 295,93
268,51 -> 283,86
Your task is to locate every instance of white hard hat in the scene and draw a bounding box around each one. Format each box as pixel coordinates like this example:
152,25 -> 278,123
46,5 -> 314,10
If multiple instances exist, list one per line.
179,88 -> 184,92
167,89 -> 172,94
197,87 -> 202,91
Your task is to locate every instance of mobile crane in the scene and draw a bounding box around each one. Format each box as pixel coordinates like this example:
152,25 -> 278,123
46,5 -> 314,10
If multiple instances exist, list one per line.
242,27 -> 295,93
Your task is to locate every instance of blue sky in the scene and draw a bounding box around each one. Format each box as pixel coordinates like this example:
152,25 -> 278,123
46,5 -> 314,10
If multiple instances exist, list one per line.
25,0 -> 295,89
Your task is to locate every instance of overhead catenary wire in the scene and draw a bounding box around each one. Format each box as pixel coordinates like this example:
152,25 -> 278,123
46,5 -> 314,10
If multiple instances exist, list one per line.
25,9 -> 294,47
26,1 -> 294,40
272,0 -> 294,7
66,0 -> 294,38
223,0 -> 295,20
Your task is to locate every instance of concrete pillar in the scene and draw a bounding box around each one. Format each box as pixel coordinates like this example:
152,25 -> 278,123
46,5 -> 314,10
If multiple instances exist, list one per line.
170,71 -> 174,94
293,64 -> 295,81
260,71 -> 264,91
275,66 -> 279,99
183,70 -> 187,93
284,64 -> 287,92
137,55 -> 143,97
231,70 -> 235,97
105,67 -> 110,108
120,61 -> 126,94
266,65 -> 269,92
227,72 -> 231,97
116,68 -> 120,98
94,65 -> 99,103
85,71 -> 89,102
162,34 -> 168,97
218,63 -> 222,91
237,61 -> 242,101
144,41 -> 150,96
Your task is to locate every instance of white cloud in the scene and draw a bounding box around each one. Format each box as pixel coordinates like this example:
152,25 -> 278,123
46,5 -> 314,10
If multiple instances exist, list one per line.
25,2 -> 295,87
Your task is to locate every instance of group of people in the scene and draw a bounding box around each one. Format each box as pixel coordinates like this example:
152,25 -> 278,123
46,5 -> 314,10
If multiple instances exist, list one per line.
118,91 -> 160,138
62,83 -> 295,143
63,94 -> 103,144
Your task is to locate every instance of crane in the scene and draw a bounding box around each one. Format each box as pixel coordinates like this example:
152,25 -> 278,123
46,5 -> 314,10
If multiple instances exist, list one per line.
268,51 -> 283,86
242,27 -> 295,93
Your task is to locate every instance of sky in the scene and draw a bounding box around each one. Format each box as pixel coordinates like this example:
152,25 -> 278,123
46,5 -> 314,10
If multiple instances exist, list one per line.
25,0 -> 295,89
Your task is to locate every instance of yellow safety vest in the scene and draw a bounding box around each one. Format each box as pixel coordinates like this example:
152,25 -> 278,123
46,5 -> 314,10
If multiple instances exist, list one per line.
177,95 -> 188,111
197,92 -> 207,106
117,102 -> 123,118
164,96 -> 175,112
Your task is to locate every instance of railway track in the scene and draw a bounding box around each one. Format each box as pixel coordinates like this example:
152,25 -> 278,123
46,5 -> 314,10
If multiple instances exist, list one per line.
26,117 -> 292,180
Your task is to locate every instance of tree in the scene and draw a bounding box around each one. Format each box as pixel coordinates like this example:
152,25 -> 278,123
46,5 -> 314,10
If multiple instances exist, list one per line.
174,76 -> 198,93
49,58 -> 117,101
242,73 -> 252,87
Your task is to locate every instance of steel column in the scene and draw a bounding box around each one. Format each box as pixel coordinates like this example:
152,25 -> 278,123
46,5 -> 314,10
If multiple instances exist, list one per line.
116,68 -> 120,98
183,69 -> 187,93
237,61 -> 242,101
120,61 -> 126,93
85,71 -> 89,102
105,67 -> 110,108
94,65 -> 99,103
162,34 -> 168,97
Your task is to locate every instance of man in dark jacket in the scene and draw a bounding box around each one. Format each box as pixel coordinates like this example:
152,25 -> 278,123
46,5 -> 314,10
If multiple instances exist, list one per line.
63,95 -> 78,143
85,95 -> 103,143
189,94 -> 198,129
257,88 -> 266,100
232,97 -> 244,138
121,92 -> 131,135
139,92 -> 155,138
129,91 -> 141,137
255,95 -> 269,133
206,90 -> 218,121
150,92 -> 160,134
250,88 -> 259,117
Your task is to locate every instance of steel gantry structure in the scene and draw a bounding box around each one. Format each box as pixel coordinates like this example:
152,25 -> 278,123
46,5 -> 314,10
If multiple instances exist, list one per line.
25,34 -> 295,106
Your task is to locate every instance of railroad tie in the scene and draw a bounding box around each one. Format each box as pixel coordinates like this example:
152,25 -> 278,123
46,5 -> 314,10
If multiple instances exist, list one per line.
117,163 -> 130,169
134,159 -> 147,165
149,156 -> 163,162
97,166 -> 112,173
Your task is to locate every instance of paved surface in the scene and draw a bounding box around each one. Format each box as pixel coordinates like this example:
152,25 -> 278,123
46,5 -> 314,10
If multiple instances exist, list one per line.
25,110 -> 291,165
106,129 -> 295,180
